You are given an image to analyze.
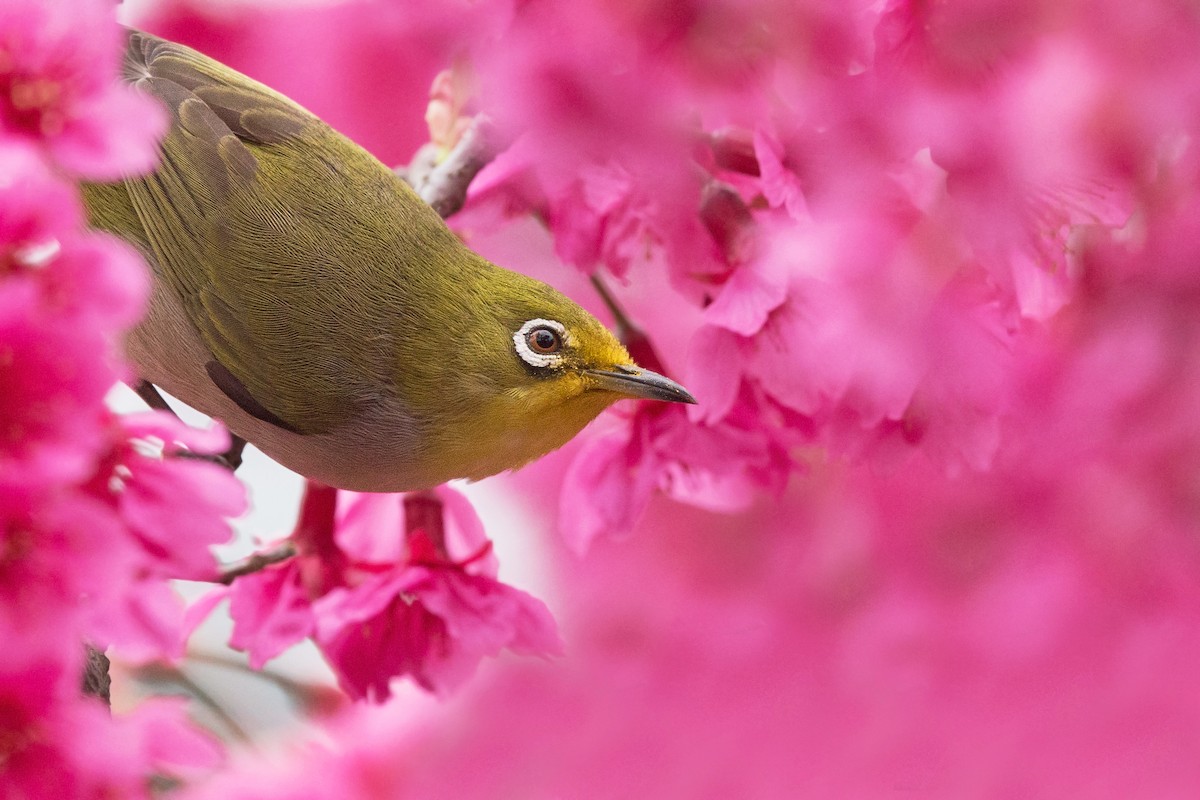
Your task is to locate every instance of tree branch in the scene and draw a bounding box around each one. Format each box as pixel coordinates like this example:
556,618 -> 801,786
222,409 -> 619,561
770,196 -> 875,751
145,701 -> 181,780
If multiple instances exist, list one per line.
398,116 -> 500,219
82,644 -> 111,705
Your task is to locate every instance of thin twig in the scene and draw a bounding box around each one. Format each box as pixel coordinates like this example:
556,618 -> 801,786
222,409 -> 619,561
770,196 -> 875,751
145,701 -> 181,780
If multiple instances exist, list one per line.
216,541 -> 297,585
589,273 -> 669,374
589,274 -> 637,338
185,651 -> 346,717
133,662 -> 253,744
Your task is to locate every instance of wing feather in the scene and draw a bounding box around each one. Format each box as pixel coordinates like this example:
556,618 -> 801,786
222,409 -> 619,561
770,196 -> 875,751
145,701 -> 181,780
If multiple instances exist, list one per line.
115,30 -> 402,434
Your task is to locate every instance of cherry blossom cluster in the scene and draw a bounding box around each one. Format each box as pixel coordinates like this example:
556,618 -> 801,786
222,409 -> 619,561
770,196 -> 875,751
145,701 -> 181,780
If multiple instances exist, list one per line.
1,16 -> 563,798
0,1 -> 239,794
136,0 -> 1200,795
453,0 -> 1144,550
193,484 -> 560,702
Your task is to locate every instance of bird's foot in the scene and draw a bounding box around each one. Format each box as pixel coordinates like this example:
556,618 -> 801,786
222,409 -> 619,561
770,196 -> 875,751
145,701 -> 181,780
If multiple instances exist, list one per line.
132,380 -> 248,471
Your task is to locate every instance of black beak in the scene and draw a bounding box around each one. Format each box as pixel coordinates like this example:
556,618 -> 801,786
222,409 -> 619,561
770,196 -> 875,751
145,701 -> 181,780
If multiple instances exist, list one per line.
586,364 -> 697,404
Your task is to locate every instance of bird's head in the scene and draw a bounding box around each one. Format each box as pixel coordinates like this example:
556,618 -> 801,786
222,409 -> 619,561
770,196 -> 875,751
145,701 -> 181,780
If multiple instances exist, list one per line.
407,267 -> 695,484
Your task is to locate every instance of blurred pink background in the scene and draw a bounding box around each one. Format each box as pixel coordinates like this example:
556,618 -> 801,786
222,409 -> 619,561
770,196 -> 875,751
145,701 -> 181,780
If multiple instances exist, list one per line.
115,0 -> 1200,796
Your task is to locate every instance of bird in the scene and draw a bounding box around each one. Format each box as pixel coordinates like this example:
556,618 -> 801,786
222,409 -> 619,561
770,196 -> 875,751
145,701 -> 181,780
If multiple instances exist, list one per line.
83,30 -> 695,493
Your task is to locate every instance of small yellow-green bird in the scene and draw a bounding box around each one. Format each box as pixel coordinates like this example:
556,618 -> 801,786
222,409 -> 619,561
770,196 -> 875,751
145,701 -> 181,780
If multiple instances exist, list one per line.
85,30 -> 694,492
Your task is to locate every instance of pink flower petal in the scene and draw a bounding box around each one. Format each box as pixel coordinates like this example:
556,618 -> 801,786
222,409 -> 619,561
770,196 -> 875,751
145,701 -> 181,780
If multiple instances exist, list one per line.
228,561 -> 314,669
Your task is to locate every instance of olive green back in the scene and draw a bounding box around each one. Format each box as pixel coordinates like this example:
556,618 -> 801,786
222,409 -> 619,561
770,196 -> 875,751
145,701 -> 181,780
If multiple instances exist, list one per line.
83,30 -> 475,434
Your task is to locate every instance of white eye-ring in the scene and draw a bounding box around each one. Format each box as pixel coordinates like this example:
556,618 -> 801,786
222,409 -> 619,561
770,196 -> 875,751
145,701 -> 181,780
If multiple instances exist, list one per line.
514,318 -> 568,368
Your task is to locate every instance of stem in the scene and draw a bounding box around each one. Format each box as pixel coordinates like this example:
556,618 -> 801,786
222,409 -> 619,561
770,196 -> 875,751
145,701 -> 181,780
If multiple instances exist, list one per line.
589,274 -> 668,375
133,662 -> 252,743
216,541 -> 297,585
589,274 -> 637,338
404,490 -> 444,548
185,651 -> 346,717
291,481 -> 340,555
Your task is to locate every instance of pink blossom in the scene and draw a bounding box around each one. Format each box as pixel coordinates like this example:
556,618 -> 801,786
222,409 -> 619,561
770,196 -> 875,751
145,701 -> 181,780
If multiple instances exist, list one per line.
460,137 -> 728,290
143,0 -> 510,168
313,553 -> 561,699
0,0 -> 165,178
753,128 -> 808,220
70,414 -> 243,660
688,215 -> 1017,475
474,2 -> 683,183
0,143 -> 81,255
0,280 -> 119,492
0,143 -> 149,492
560,397 -> 794,553
0,143 -> 148,333
74,0 -> 1200,795
0,411 -> 242,662
225,560 -> 313,669
106,414 -> 245,582
0,652 -> 220,800
545,162 -> 656,280
873,9 -> 1138,320
0,1 -> 235,796
0,483 -> 146,664
210,486 -> 561,701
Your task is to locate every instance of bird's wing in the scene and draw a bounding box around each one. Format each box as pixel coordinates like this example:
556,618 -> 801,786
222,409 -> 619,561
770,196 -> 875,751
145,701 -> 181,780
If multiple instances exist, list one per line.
115,30 -> 400,435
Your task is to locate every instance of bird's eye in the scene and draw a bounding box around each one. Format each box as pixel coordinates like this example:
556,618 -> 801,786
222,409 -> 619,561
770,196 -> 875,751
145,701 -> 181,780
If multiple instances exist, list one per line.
527,326 -> 562,354
514,318 -> 569,369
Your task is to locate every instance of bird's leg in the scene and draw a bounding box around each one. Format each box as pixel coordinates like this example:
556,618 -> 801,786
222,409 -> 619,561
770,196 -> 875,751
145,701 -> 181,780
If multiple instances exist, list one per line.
134,379 -> 175,414
132,380 -> 248,471
220,436 -> 248,471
